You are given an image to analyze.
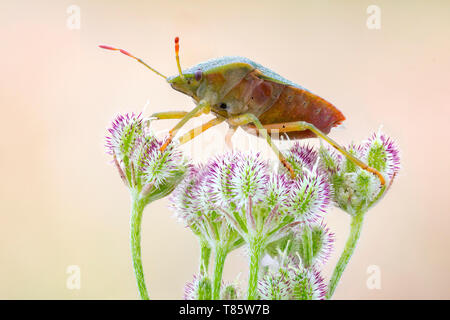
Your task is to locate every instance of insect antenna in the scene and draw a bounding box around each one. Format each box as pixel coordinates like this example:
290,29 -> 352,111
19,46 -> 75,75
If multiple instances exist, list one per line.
98,45 -> 167,80
174,37 -> 185,79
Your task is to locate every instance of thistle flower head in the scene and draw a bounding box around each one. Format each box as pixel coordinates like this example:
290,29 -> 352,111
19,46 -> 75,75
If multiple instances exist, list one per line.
258,270 -> 292,300
229,152 -> 270,209
204,152 -> 239,208
309,222 -> 334,266
105,113 -> 187,200
262,174 -> 292,213
204,151 -> 270,209
184,274 -> 212,300
280,143 -> 321,178
265,221 -> 334,269
362,131 -> 400,180
221,283 -> 240,300
286,168 -> 331,223
140,138 -> 184,189
288,264 -> 327,300
169,165 -> 203,226
319,130 -> 400,214
105,113 -> 143,160
289,143 -> 319,170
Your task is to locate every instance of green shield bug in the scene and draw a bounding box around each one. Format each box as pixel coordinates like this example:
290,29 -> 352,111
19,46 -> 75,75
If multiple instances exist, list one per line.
99,37 -> 385,185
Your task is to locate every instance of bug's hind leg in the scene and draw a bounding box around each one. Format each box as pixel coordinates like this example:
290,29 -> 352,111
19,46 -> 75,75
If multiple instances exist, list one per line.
262,121 -> 386,185
228,113 -> 295,178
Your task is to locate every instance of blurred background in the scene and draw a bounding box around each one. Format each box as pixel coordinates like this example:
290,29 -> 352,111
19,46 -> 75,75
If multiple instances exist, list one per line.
1,0 -> 449,299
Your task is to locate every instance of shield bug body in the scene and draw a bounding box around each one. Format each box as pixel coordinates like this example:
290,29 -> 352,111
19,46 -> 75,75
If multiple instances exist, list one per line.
100,38 -> 385,185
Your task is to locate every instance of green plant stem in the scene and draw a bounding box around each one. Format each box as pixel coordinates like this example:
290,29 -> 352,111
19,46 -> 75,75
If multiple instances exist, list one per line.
212,246 -> 227,299
247,236 -> 264,300
200,239 -> 212,274
130,195 -> 150,300
326,212 -> 365,299
301,225 -> 313,268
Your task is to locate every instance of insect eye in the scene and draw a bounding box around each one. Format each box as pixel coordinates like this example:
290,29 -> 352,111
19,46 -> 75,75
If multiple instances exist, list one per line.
194,69 -> 202,81
219,103 -> 227,110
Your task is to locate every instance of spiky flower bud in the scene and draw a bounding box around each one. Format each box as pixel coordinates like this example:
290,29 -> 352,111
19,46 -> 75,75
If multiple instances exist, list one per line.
105,113 -> 143,161
221,284 -> 239,300
258,271 -> 292,300
184,274 -> 212,300
230,152 -> 270,209
286,170 -> 331,223
309,222 -> 334,265
363,132 -> 400,181
265,221 -> 334,268
319,130 -> 400,214
140,138 -> 184,190
288,265 -> 326,300
105,113 -> 187,200
284,143 -> 319,173
258,257 -> 326,300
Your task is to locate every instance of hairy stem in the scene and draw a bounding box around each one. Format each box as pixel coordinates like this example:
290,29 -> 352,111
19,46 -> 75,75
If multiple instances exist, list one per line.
247,236 -> 264,300
212,246 -> 227,299
326,212 -> 365,299
301,225 -> 313,268
130,195 -> 149,300
200,239 -> 212,275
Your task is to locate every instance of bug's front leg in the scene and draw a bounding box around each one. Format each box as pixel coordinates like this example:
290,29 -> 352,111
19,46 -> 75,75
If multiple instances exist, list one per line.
262,121 -> 386,185
159,100 -> 211,152
149,111 -> 190,120
228,113 -> 296,178
177,118 -> 225,145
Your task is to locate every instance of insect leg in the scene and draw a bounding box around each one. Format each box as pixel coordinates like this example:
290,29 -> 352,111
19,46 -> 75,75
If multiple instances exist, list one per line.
159,100 -> 211,152
228,113 -> 296,178
262,121 -> 385,185
177,118 -> 225,145
145,110 -> 205,128
150,111 -> 190,119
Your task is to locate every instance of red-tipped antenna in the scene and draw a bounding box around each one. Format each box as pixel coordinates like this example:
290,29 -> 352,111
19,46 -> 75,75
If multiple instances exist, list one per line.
99,45 -> 167,80
174,37 -> 184,79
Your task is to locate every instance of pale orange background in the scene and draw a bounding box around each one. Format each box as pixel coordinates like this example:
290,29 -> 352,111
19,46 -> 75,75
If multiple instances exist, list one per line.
1,0 -> 449,299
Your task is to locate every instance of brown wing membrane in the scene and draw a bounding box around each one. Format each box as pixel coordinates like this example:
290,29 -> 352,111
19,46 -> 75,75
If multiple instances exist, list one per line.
244,82 -> 345,140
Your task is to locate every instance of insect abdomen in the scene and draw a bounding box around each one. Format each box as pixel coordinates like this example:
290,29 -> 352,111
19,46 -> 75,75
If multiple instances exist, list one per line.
253,85 -> 345,139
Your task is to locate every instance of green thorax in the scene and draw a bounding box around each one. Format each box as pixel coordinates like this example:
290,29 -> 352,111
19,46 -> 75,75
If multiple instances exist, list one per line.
167,56 -> 307,90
